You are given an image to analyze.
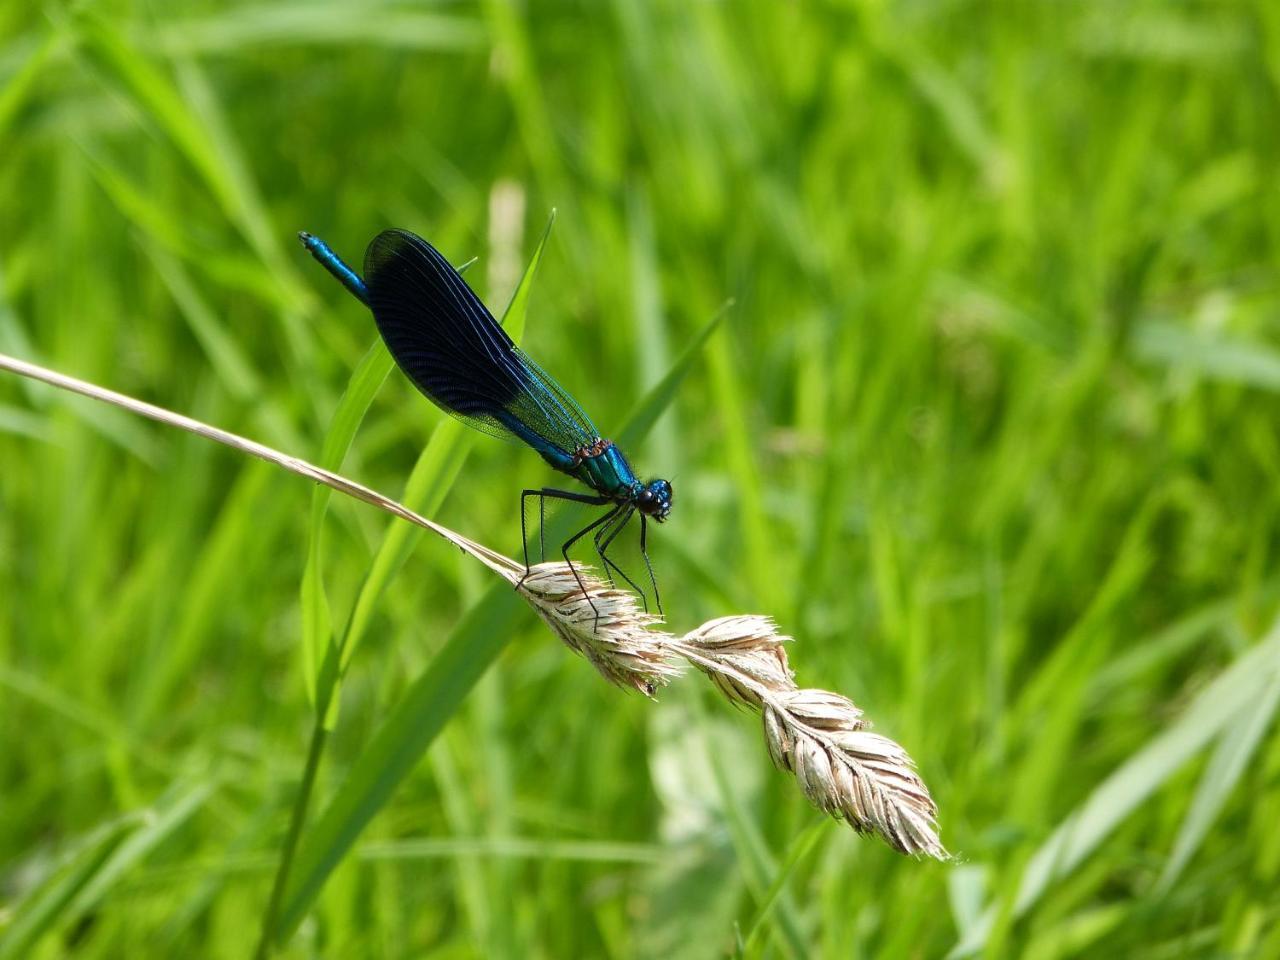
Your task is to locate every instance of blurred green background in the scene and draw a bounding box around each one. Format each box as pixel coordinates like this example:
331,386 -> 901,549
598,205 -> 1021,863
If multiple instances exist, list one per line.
4,1 -> 1280,957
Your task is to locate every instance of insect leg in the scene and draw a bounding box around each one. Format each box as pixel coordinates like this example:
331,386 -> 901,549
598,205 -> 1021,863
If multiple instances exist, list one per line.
639,514 -> 663,618
596,507 -> 649,611
591,504 -> 631,584
562,506 -> 625,631
520,490 -> 536,576
517,488 -> 610,591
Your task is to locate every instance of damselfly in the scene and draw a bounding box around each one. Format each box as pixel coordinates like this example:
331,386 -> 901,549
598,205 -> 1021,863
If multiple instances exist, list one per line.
300,228 -> 672,625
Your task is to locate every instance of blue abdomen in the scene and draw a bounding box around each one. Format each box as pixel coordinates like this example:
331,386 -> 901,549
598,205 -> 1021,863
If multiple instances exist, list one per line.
496,412 -> 578,472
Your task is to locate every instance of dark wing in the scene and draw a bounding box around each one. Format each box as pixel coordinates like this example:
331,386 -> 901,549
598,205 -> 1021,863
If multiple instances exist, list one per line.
363,229 -> 599,460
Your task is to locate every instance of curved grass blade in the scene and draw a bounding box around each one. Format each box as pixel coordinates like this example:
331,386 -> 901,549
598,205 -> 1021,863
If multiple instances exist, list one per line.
132,461 -> 276,726
301,340 -> 392,700
145,5 -> 485,56
500,207 -> 554,329
337,419 -> 469,676
741,819 -> 829,955
147,243 -> 264,403
699,709 -> 807,960
0,332 -> 162,466
0,783 -> 213,959
0,29 -> 60,146
0,818 -> 137,960
617,297 -> 731,450
277,583 -> 523,941
273,298 -> 718,945
949,618 -> 1280,957
65,781 -> 216,922
1155,664 -> 1280,892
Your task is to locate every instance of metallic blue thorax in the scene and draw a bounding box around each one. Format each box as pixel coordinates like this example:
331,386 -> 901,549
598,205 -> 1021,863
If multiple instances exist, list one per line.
494,414 -> 639,502
569,442 -> 639,500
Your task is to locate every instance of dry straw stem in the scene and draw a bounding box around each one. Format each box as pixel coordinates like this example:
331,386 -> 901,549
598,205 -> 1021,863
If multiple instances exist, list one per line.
0,351 -> 946,859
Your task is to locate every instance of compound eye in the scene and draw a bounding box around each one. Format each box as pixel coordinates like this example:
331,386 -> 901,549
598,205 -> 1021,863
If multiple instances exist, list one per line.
638,488 -> 654,504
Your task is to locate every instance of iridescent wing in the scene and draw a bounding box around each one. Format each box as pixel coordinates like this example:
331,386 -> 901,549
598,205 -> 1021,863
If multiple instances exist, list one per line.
362,229 -> 599,463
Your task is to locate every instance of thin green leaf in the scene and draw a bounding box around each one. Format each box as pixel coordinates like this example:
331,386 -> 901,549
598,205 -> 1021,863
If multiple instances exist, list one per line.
0,404 -> 49,442
146,243 -> 263,402
1135,321 -> 1280,392
0,818 -> 137,960
76,17 -> 317,369
950,619 -> 1280,957
277,582 -> 524,941
144,5 -> 485,55
702,304 -> 777,610
742,819 -> 829,954
355,837 -> 668,863
617,298 -> 731,450
1156,665 -> 1280,892
701,713 -> 808,960
0,29 -> 60,146
132,461 -> 275,726
500,207 -> 554,340
337,418 -> 470,676
301,339 -> 393,699
76,17 -> 258,260
65,781 -> 216,922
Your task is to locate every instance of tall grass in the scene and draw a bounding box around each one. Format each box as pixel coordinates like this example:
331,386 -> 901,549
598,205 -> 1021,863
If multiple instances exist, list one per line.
3,1 -> 1280,957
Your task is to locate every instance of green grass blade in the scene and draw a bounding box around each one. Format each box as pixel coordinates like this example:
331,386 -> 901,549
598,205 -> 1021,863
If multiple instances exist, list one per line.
1155,664 -> 1280,892
704,728 -> 807,960
741,819 -> 829,954
0,29 -> 60,145
1135,321 -> 1280,391
1,341 -> 162,464
77,143 -> 202,258
499,207 -> 554,338
145,5 -> 485,55
65,781 -> 216,922
0,404 -> 50,442
950,619 -> 1280,957
146,243 -> 264,403
276,582 -> 523,942
337,418 -> 470,676
703,321 -> 776,611
131,461 -> 276,726
617,298 -> 731,450
301,339 -> 393,699
0,818 -> 137,960
75,17 -> 318,369
75,17 -> 260,259
0,783 -> 215,958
